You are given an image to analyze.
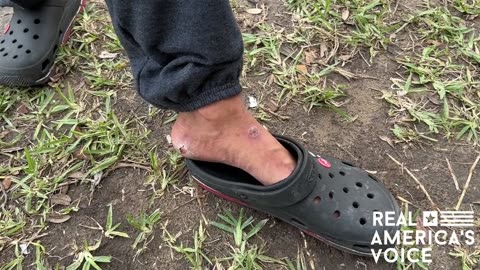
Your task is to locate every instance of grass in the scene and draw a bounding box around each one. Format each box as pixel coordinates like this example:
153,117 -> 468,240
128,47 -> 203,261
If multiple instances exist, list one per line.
209,209 -> 286,269
242,22 -> 348,115
66,240 -> 112,270
383,5 -> 480,144
104,204 -> 129,239
168,222 -> 212,270
127,208 -> 162,251
0,3 -> 151,267
144,149 -> 185,203
450,246 -> 480,270
1,243 -> 24,270
287,0 -> 399,51
1,0 -> 480,269
165,209 -> 288,270
210,208 -> 268,247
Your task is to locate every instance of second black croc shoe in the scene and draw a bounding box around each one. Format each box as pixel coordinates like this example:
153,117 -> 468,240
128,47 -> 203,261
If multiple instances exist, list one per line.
0,0 -> 85,86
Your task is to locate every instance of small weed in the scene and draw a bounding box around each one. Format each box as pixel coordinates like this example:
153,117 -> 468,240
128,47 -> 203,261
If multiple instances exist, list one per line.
33,242 -> 48,270
385,6 -> 480,144
221,241 -> 285,270
210,208 -> 268,247
450,246 -> 480,270
66,240 -> 112,270
170,222 -> 212,270
145,149 -> 184,202
1,243 -> 24,270
285,249 -> 308,270
127,209 -> 162,250
454,0 -> 480,15
104,204 -> 129,239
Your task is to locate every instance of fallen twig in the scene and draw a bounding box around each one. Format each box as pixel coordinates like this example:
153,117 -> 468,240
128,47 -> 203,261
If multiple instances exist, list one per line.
455,154 -> 480,210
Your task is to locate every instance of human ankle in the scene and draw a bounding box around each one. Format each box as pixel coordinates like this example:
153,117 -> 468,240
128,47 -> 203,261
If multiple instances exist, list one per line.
188,95 -> 247,123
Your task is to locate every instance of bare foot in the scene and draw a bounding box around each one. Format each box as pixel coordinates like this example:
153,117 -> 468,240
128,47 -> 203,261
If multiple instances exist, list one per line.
171,95 -> 295,185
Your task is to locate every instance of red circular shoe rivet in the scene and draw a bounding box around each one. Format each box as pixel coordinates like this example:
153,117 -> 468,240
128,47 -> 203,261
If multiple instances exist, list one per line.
3,24 -> 10,35
318,158 -> 331,168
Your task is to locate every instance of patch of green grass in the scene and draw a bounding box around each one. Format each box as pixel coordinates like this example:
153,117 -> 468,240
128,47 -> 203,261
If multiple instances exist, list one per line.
0,3 -> 151,260
243,23 -> 348,114
33,242 -> 48,270
104,204 -> 129,239
285,249 -> 308,270
220,241 -> 285,270
169,222 -> 212,270
450,246 -> 480,270
127,209 -> 161,251
210,208 -> 268,247
453,0 -> 480,15
58,3 -> 132,90
1,243 -> 24,270
287,0 -> 398,51
0,208 -> 26,246
144,149 -> 184,202
67,240 -> 112,270
384,6 -> 480,144
209,209 -> 286,269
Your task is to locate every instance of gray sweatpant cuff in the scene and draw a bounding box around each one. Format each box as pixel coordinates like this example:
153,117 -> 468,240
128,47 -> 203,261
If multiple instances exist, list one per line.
172,82 -> 242,112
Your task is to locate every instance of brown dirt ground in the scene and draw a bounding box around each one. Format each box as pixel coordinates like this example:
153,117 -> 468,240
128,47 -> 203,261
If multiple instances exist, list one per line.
1,0 -> 479,269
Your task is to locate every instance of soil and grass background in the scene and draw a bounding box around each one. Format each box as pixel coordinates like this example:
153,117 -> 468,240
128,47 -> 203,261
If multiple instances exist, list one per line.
1,0 -> 479,269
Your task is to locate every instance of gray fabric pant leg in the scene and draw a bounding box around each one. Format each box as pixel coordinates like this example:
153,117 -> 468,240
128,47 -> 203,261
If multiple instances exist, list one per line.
104,0 -> 244,111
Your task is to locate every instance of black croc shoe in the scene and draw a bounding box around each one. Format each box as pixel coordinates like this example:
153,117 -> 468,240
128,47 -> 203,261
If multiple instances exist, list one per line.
0,0 -> 85,86
186,135 -> 401,257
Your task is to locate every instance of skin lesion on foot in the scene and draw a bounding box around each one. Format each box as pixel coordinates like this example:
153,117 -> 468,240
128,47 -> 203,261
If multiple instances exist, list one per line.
248,126 -> 260,139
178,145 -> 187,155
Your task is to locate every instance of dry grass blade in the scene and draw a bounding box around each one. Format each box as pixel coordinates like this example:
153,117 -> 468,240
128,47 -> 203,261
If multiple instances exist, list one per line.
446,158 -> 460,191
455,154 -> 480,210
0,180 -> 7,209
387,153 -> 436,207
